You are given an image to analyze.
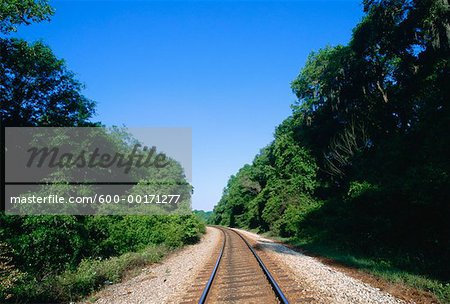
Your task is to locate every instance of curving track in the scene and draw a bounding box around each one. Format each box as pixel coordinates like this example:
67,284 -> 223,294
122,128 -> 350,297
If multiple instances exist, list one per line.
198,227 -> 289,304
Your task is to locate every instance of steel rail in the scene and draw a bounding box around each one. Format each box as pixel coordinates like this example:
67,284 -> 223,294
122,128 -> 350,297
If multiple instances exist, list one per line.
198,227 -> 226,304
231,228 -> 290,304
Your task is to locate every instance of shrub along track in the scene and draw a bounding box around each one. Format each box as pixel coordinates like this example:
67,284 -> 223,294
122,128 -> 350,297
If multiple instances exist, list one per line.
179,226 -> 308,304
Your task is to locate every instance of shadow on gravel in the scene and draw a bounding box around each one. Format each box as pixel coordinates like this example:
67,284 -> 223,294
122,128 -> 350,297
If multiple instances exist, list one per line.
253,241 -> 298,256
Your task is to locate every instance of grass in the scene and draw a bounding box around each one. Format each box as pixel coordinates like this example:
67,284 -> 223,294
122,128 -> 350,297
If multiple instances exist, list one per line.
58,245 -> 170,300
14,244 -> 173,303
282,237 -> 450,304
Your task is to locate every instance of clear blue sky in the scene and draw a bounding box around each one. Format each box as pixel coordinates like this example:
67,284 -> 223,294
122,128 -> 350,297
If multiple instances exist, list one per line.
15,0 -> 363,211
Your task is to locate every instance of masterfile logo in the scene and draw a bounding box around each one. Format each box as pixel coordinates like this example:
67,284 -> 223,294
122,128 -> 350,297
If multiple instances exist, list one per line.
3,127 -> 192,215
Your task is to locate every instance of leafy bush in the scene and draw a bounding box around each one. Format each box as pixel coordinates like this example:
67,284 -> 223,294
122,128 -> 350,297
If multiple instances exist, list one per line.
11,244 -> 169,303
0,243 -> 23,301
1,214 -> 205,303
52,245 -> 168,302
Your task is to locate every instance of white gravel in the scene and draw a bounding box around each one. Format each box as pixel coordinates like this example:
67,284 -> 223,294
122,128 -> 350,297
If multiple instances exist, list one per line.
88,227 -> 220,304
235,228 -> 408,304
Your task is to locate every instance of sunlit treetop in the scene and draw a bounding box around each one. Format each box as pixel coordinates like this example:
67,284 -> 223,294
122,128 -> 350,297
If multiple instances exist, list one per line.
0,0 -> 54,34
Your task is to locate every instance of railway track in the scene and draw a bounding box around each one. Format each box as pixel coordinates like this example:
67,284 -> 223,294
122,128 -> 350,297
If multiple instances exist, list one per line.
181,226 -> 301,304
200,227 -> 289,304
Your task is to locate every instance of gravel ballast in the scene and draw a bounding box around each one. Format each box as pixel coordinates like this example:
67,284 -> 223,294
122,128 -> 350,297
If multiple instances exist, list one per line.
235,228 -> 407,304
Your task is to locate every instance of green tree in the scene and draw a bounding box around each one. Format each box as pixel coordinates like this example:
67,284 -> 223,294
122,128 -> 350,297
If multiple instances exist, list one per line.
0,0 -> 54,34
0,39 -> 96,127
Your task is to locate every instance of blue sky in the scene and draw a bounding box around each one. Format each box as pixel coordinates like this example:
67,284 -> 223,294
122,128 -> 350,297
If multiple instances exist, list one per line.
15,0 -> 363,211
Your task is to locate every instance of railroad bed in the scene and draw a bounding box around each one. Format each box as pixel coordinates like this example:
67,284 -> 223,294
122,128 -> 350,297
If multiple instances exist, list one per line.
180,227 -> 306,304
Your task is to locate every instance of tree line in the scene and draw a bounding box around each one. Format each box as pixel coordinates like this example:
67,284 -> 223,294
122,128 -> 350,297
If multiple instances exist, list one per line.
211,0 -> 449,301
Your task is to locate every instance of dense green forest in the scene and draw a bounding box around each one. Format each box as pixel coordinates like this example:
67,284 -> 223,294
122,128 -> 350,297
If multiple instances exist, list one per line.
0,1 -> 204,302
211,0 -> 450,301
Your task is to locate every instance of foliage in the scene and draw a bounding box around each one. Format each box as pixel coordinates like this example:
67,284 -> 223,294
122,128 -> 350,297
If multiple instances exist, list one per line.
0,38 -> 96,127
12,244 -> 170,303
0,243 -> 23,300
0,214 -> 205,302
193,210 -> 213,223
0,0 -> 54,34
